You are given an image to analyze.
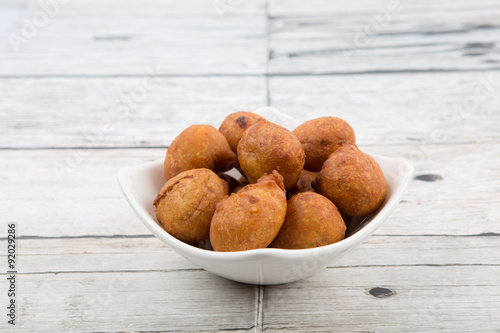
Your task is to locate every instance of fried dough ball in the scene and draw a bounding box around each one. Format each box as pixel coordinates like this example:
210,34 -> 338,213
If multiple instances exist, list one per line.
210,170 -> 287,252
154,168 -> 228,246
238,119 -> 305,190
313,144 -> 386,216
219,111 -> 263,153
271,192 -> 346,249
164,125 -> 238,181
293,117 -> 356,172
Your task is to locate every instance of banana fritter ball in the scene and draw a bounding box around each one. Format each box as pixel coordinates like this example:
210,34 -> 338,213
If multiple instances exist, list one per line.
164,125 -> 238,181
293,117 -> 356,172
238,119 -> 305,190
210,170 -> 287,252
271,192 -> 346,249
219,111 -> 263,153
154,168 -> 228,246
313,144 -> 386,216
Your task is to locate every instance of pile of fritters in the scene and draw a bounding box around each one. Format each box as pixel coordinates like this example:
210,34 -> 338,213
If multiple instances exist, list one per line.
154,112 -> 386,251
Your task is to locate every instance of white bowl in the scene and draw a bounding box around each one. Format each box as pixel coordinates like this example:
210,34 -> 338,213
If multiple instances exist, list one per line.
117,109 -> 413,285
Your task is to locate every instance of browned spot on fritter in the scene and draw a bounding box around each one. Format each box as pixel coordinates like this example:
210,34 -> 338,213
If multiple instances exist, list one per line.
236,116 -> 248,129
247,195 -> 259,204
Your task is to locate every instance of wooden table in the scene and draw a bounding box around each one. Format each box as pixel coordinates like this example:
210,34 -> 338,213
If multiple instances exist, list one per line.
1,0 -> 499,332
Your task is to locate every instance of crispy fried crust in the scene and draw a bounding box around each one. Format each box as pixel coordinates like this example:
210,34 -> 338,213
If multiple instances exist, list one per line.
210,170 -> 287,252
154,168 -> 228,246
164,125 -> 238,181
271,192 -> 346,249
237,119 -> 305,190
293,117 -> 356,172
313,144 -> 386,216
219,111 -> 263,153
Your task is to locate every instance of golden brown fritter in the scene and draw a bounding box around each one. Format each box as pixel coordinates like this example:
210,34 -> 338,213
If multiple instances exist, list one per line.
271,192 -> 346,249
164,125 -> 238,181
313,144 -> 386,216
210,170 -> 287,252
154,168 -> 228,246
219,111 -> 263,153
293,117 -> 356,172
237,119 -> 305,190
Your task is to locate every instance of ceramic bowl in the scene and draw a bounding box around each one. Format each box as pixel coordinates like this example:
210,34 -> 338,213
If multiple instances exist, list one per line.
117,108 -> 413,285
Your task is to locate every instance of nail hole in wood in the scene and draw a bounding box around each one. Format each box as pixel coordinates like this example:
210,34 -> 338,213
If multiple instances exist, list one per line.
369,287 -> 396,298
414,174 -> 443,182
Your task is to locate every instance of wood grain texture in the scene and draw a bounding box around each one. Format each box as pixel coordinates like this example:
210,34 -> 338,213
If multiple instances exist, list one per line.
9,270 -> 257,332
269,72 -> 500,145
365,142 -> 500,236
1,72 -> 498,148
263,265 -> 500,332
0,148 -> 163,237
0,0 -> 267,75
0,77 -> 266,148
268,0 -> 500,74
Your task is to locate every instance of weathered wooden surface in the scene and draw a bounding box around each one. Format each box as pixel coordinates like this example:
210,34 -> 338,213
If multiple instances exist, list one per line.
1,0 -> 499,332
0,77 -> 267,148
263,266 -> 500,332
1,72 -> 499,148
0,0 -> 267,75
268,0 -> 500,74
14,270 -> 257,332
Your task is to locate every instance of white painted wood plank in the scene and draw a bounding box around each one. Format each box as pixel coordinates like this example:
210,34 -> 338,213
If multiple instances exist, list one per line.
2,237 -> 199,273
0,142 -> 498,238
41,0 -> 266,17
268,0 -> 500,74
1,234 -> 497,275
334,234 -> 500,267
0,0 -> 267,75
0,149 -> 163,237
0,0 -> 266,16
270,0 -> 500,17
269,72 -> 500,145
364,142 -> 500,236
263,266 -> 500,332
10,270 -> 257,332
5,265 -> 499,332
1,72 -> 499,148
0,76 -> 266,148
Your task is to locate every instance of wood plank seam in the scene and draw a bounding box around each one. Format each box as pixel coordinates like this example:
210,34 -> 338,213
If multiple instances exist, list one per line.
255,285 -> 264,333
